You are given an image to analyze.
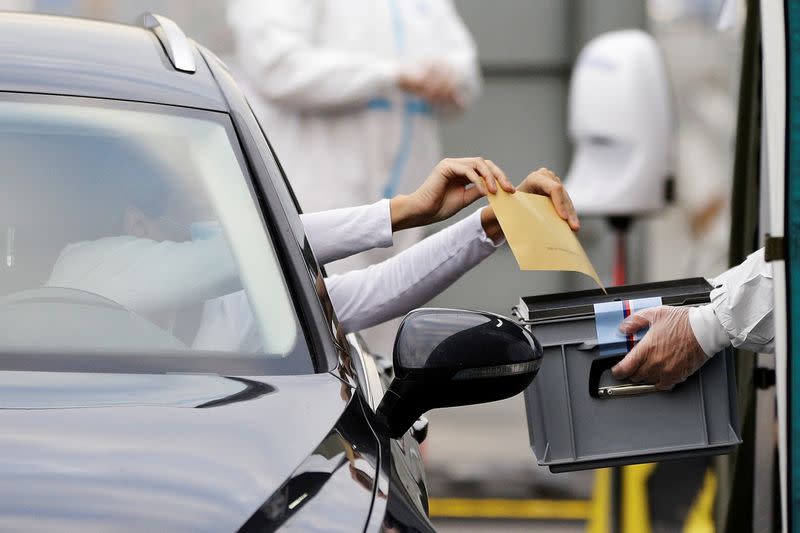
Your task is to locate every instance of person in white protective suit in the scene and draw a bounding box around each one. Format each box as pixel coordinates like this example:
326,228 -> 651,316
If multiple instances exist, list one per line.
611,248 -> 774,390
47,158 -> 578,352
226,0 -> 482,354
226,0 -> 481,217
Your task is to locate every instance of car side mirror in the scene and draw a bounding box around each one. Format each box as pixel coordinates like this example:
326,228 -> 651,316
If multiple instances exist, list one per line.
376,308 -> 542,438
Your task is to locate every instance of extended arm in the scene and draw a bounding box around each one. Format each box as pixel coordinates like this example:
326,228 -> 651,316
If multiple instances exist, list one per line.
299,157 -> 515,265
325,208 -> 501,333
689,247 -> 774,354
612,247 -> 775,389
326,167 -> 579,332
300,200 -> 393,264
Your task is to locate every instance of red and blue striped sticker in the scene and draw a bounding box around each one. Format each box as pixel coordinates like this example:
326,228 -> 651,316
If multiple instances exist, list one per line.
593,297 -> 662,357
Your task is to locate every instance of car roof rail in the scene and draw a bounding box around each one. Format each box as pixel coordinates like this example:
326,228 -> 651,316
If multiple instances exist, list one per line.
141,13 -> 196,74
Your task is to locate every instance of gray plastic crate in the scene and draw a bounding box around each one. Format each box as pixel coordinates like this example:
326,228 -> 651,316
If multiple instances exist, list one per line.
515,278 -> 741,473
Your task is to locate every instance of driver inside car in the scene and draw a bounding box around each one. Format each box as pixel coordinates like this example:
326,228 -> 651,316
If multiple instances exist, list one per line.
47,157 -> 579,351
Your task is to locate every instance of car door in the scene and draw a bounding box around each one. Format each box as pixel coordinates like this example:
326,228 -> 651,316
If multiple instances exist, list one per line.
346,333 -> 430,513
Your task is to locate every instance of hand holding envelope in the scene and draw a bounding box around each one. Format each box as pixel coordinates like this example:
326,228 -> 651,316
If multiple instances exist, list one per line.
487,187 -> 604,289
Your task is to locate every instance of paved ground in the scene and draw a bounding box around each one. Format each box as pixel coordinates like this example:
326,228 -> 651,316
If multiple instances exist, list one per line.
423,395 -> 594,501
432,519 -> 584,532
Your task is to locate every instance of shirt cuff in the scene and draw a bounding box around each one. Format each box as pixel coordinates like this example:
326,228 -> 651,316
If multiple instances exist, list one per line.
465,208 -> 505,248
371,198 -> 394,249
688,304 -> 730,357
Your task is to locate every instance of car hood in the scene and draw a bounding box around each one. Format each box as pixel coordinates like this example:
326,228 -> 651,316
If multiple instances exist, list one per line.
0,370 -> 353,532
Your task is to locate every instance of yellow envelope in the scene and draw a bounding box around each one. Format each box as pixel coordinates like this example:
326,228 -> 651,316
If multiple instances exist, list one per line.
487,188 -> 604,290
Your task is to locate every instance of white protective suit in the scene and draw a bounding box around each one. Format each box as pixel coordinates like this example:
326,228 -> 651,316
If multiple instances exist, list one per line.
47,202 -> 501,352
688,247 -> 775,355
227,0 -> 482,354
226,0 -> 482,214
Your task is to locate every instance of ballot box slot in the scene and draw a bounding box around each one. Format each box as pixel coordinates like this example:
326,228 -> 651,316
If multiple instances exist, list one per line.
518,293 -> 712,324
516,277 -> 713,323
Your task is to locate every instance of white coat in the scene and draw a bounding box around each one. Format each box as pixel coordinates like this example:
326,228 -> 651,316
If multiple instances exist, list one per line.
226,0 -> 482,213
688,247 -> 775,355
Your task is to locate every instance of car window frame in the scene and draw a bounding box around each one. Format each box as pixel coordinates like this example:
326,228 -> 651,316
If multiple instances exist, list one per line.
199,48 -> 347,375
0,90 -> 319,375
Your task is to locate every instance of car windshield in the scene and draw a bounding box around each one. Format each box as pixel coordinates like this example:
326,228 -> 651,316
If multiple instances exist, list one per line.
0,95 -> 313,374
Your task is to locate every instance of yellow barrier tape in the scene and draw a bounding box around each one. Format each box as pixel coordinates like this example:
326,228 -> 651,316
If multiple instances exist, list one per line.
683,470 -> 716,533
428,498 -> 591,521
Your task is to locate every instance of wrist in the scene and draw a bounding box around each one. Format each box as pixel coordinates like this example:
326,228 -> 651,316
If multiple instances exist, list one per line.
688,305 -> 730,357
480,207 -> 504,244
390,194 -> 420,232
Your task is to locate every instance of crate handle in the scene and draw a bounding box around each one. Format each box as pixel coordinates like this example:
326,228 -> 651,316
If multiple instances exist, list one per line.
596,383 -> 660,398
589,355 -> 659,399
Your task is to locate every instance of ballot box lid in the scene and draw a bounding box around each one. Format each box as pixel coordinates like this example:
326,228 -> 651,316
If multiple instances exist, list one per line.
517,277 -> 713,323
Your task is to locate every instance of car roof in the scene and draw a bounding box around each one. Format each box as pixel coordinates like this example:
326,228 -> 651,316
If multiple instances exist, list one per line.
0,12 -> 228,111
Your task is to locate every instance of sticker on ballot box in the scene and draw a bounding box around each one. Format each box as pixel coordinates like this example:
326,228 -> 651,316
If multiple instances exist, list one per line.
593,297 -> 662,357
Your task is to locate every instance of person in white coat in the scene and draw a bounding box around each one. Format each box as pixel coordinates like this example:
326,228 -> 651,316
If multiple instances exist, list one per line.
227,0 -> 483,354
47,158 -> 578,353
227,0 -> 481,214
611,248 -> 774,389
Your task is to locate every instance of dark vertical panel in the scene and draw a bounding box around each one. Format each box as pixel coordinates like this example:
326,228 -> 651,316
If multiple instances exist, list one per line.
719,1 -> 762,532
786,1 -> 800,531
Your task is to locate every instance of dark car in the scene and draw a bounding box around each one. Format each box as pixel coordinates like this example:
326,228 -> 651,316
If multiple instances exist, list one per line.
0,12 -> 542,532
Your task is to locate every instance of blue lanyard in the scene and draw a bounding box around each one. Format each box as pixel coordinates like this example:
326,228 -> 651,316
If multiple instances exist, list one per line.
375,0 -> 435,198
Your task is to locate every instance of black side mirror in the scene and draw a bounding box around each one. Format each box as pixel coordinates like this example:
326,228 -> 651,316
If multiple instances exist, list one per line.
376,308 -> 542,438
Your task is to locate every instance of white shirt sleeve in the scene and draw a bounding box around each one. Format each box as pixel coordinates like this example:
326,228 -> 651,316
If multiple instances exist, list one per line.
326,208 -> 503,333
300,200 -> 393,265
688,247 -> 775,355
228,0 -> 399,111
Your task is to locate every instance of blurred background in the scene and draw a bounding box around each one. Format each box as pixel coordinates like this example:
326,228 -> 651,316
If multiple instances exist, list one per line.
0,0 -> 745,531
